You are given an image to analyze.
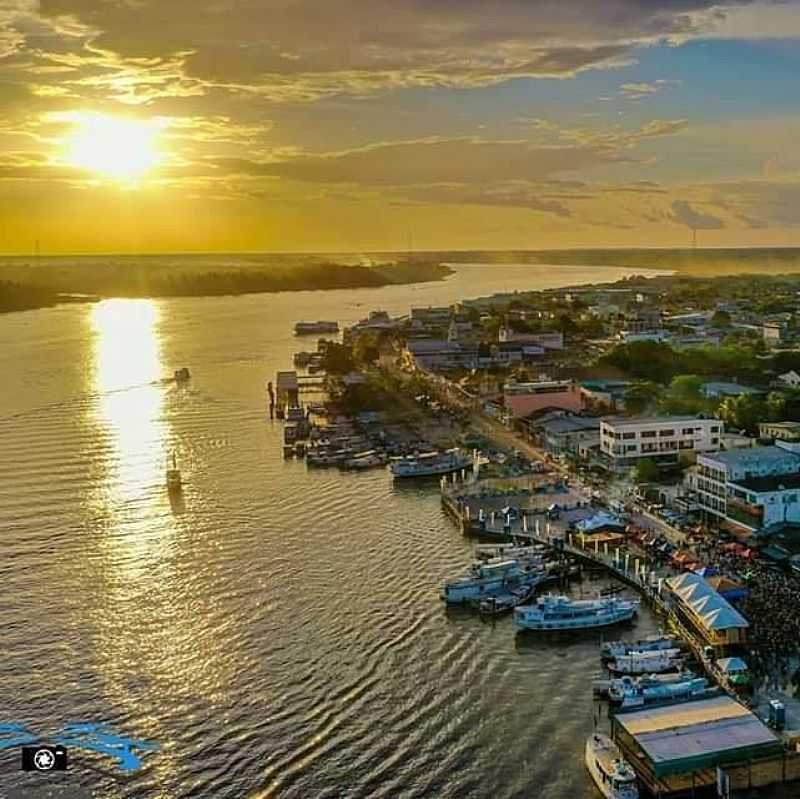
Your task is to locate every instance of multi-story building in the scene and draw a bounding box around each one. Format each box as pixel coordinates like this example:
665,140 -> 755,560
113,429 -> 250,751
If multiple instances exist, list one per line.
600,415 -> 722,473
689,442 -> 800,531
759,421 -> 800,443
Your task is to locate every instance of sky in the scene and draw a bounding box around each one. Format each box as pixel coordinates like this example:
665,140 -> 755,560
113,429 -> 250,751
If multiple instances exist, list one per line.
1,0 -> 800,254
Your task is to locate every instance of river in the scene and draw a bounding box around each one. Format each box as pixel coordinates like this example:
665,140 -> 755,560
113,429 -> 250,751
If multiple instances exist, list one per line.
0,263 -> 666,798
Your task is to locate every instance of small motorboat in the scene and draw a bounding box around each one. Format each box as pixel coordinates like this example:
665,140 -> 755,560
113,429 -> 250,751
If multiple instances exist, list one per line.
166,453 -> 182,492
174,367 -> 191,382
585,733 -> 639,799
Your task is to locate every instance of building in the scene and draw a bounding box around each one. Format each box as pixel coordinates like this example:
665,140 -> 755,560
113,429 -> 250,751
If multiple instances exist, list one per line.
580,379 -> 631,412
701,382 -> 760,400
600,416 -> 722,473
760,421 -> 800,442
402,339 -> 478,372
612,695 -> 783,797
778,370 -> 800,388
524,414 -> 600,457
618,329 -> 670,343
503,380 -> 584,420
690,442 -> 800,531
763,321 -> 787,344
497,326 -> 564,350
665,572 -> 749,650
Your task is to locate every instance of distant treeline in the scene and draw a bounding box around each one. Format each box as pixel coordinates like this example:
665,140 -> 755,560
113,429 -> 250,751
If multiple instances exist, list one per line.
0,260 -> 452,313
0,281 -> 63,313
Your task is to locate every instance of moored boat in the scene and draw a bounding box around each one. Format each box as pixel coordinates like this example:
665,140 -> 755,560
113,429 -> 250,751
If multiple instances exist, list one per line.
608,648 -> 684,675
585,734 -> 639,799
166,452 -> 182,492
294,321 -> 339,335
611,675 -> 711,708
513,594 -> 638,632
390,448 -> 472,478
441,560 -> 543,604
601,635 -> 676,661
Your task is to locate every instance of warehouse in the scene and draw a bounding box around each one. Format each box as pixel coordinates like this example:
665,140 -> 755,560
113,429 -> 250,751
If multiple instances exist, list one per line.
613,694 -> 786,797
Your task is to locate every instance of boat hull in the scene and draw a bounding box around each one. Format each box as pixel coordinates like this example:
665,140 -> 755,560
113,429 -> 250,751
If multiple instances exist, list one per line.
514,606 -> 635,631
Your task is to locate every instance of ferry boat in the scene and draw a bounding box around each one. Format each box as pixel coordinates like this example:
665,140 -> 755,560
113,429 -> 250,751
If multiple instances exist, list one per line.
513,594 -> 638,632
601,635 -> 676,661
585,734 -> 639,799
390,448 -> 472,478
166,453 -> 182,492
608,648 -> 684,675
441,560 -> 543,604
475,544 -> 546,562
294,321 -> 339,335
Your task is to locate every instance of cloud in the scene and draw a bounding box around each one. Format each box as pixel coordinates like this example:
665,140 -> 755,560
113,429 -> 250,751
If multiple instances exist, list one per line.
18,0 -> 762,102
619,79 -> 680,99
668,199 -> 725,229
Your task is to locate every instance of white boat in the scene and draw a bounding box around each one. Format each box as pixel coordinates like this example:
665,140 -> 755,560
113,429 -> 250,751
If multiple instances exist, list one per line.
166,452 -> 182,492
608,648 -> 684,675
441,560 -> 543,604
294,321 -> 339,335
513,594 -> 638,631
601,635 -> 676,661
585,734 -> 639,799
390,449 -> 472,478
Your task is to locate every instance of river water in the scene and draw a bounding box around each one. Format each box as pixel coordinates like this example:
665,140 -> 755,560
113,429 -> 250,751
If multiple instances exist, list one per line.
0,263 -> 665,798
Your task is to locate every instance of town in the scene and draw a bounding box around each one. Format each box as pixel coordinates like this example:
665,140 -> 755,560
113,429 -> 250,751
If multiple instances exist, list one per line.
278,270 -> 800,797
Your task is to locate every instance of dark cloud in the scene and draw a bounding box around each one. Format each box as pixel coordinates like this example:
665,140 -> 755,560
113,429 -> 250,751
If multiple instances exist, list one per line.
668,199 -> 725,229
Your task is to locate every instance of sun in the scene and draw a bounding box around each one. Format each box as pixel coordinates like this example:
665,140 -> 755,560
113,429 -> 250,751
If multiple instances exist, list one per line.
65,113 -> 163,181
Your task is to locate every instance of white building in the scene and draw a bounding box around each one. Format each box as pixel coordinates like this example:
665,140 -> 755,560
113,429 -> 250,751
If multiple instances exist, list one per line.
689,442 -> 800,531
600,415 -> 722,473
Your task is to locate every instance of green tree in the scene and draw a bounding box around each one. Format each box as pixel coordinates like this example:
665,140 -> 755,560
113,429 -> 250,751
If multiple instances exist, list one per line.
633,458 -> 660,484
710,309 -> 732,327
624,381 -> 661,415
717,394 -> 767,434
659,374 -> 708,415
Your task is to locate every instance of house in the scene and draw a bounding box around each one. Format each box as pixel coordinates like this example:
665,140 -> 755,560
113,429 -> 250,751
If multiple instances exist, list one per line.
600,415 -> 722,473
402,339 -> 478,371
497,326 -> 564,350
580,379 -> 631,412
759,421 -> 800,442
762,321 -> 786,344
618,330 -> 670,343
688,442 -> 800,532
525,414 -> 600,457
777,370 -> 800,388
701,382 -> 760,400
503,379 -> 584,420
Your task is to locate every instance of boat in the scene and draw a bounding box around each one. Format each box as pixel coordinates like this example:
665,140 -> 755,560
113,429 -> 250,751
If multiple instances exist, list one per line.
441,560 -> 544,605
294,321 -> 339,335
513,594 -> 638,631
585,734 -> 639,799
174,367 -> 191,382
610,675 -> 711,708
601,635 -> 676,661
608,648 -> 684,675
475,544 -> 546,561
286,404 -> 306,423
166,453 -> 182,492
390,449 -> 472,478
341,450 -> 387,470
293,351 -> 314,367
476,579 -> 542,615
594,670 -> 694,699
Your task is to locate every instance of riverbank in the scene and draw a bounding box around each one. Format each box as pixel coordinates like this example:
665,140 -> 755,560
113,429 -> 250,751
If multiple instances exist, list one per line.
0,258 -> 453,313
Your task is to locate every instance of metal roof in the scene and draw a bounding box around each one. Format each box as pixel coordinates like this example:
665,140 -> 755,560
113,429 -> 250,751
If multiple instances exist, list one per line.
666,572 -> 749,631
616,695 -> 780,777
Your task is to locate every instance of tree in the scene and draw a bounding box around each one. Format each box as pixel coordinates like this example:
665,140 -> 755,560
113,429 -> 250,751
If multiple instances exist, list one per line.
659,374 -> 709,415
600,341 -> 679,383
716,393 -> 767,434
624,381 -> 661,415
710,309 -> 732,327
633,458 -> 660,484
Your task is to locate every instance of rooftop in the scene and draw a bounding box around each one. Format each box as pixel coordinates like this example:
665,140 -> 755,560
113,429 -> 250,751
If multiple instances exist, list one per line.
730,472 -> 800,493
615,695 -> 780,778
666,572 -> 749,631
602,414 -> 712,428
700,444 -> 800,469
538,416 -> 600,435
